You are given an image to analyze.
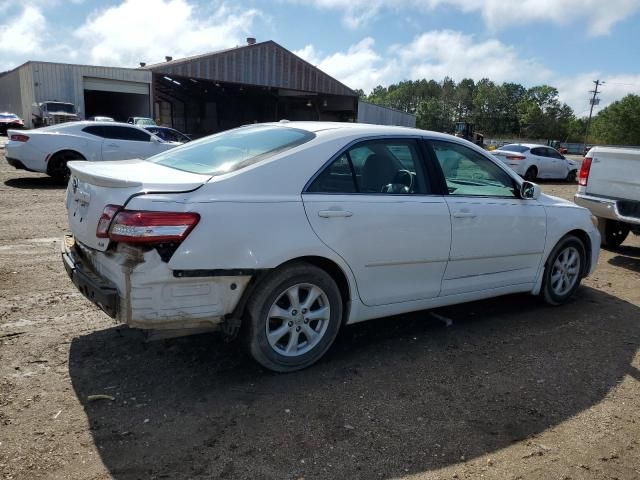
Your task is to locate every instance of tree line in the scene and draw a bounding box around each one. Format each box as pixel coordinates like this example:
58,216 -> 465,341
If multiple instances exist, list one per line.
357,79 -> 640,145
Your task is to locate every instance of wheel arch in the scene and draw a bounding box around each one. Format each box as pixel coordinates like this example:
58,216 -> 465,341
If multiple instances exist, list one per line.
225,255 -> 354,338
47,149 -> 86,174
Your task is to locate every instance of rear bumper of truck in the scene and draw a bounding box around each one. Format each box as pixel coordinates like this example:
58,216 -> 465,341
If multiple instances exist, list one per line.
574,193 -> 640,226
61,235 -> 251,331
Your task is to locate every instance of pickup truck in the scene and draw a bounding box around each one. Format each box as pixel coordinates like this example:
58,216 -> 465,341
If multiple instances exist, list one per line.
574,146 -> 640,248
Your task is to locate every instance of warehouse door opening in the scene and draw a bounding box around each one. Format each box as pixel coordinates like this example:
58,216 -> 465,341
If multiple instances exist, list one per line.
83,77 -> 151,122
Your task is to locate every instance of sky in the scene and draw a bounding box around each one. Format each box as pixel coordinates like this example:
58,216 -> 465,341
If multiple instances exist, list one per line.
1,0 -> 640,116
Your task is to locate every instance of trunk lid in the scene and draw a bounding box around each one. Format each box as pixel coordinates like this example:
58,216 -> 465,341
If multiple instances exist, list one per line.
586,147 -> 640,201
67,159 -> 210,251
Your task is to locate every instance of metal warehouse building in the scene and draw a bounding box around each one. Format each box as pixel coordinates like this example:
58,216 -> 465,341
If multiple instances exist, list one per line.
0,62 -> 152,128
0,39 -> 415,133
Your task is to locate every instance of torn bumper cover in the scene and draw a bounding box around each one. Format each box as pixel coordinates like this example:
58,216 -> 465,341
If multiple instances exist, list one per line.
61,235 -> 251,330
62,235 -> 119,318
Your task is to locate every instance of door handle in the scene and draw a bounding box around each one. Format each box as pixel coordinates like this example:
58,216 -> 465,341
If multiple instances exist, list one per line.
318,210 -> 353,218
452,211 -> 476,218
106,143 -> 119,148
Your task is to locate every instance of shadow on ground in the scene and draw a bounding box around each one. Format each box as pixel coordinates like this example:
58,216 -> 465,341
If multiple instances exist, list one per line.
69,286 -> 640,479
4,176 -> 66,189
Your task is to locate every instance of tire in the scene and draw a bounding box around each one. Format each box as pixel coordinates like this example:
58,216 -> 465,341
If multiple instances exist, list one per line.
542,235 -> 586,306
524,166 -> 538,181
565,170 -> 577,183
598,218 -> 630,249
47,151 -> 85,182
243,262 -> 343,372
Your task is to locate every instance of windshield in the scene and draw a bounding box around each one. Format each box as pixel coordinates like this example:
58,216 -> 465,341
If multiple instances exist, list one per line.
45,103 -> 75,113
0,113 -> 19,119
498,144 -> 529,153
147,125 -> 315,175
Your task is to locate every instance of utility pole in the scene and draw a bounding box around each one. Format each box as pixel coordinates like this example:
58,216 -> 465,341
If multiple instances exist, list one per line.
583,79 -> 603,153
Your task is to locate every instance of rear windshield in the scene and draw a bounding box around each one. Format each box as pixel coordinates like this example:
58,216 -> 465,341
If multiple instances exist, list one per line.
146,125 -> 315,175
0,113 -> 18,119
498,144 -> 529,153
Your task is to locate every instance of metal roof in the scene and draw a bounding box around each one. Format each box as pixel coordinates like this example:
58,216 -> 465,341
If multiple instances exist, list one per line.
144,41 -> 356,97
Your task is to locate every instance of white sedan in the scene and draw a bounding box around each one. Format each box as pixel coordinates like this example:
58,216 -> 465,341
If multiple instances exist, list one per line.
62,122 -> 600,371
493,143 -> 578,182
5,121 -> 179,180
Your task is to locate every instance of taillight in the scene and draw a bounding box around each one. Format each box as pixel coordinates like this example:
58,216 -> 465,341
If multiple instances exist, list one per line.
108,210 -> 200,244
96,204 -> 122,238
506,155 -> 526,160
579,157 -> 592,186
10,134 -> 29,142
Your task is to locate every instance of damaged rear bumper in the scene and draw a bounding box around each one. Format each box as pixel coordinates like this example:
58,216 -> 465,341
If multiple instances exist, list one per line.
61,235 -> 251,331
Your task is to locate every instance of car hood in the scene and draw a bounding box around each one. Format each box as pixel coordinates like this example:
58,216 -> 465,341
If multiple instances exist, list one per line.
538,193 -> 580,208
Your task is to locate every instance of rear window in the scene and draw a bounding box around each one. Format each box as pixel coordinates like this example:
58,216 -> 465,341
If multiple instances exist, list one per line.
498,144 -> 529,153
146,125 -> 315,175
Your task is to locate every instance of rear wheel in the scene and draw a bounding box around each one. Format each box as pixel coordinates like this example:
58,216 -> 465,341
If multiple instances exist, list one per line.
542,235 -> 585,306
47,151 -> 85,182
598,218 -> 630,249
243,263 -> 343,372
524,166 -> 538,181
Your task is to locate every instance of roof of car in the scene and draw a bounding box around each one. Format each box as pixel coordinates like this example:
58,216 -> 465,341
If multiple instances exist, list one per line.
259,121 -> 455,139
499,143 -> 550,149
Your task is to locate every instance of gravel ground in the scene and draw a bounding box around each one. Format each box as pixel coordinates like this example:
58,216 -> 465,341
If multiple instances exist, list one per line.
0,148 -> 639,480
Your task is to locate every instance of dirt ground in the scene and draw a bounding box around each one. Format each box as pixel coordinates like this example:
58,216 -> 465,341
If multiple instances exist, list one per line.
1,146 -> 639,480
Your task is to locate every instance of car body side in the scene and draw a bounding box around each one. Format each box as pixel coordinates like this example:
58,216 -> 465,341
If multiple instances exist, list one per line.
72,125 -> 599,331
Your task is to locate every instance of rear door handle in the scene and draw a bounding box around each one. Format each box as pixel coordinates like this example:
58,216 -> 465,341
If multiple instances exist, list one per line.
452,211 -> 476,218
318,210 -> 353,218
106,143 -> 119,148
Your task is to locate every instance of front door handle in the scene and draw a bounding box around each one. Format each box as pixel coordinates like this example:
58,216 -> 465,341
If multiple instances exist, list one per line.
452,211 -> 476,219
106,143 -> 119,148
318,210 -> 353,218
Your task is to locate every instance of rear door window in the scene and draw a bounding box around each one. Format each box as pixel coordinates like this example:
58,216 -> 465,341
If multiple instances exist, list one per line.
530,147 -> 546,157
307,139 -> 429,194
103,126 -> 151,142
82,126 -> 105,138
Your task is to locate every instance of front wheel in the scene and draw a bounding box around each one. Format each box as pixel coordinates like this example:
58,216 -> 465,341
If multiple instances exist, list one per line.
542,235 -> 585,306
243,263 -> 343,372
565,170 -> 577,183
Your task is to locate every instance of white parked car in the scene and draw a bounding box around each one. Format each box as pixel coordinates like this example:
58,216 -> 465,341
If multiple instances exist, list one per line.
5,121 -> 179,180
493,144 -> 578,182
62,122 -> 600,372
575,146 -> 640,248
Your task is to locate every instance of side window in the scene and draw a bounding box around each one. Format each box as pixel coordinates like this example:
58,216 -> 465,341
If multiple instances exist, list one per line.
307,139 -> 428,194
306,153 -> 356,193
547,148 -> 563,159
530,147 -> 545,157
82,126 -> 104,138
102,126 -> 151,142
430,140 -> 517,197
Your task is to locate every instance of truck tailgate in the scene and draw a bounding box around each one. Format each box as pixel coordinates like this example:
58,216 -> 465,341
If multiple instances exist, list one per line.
586,147 -> 640,201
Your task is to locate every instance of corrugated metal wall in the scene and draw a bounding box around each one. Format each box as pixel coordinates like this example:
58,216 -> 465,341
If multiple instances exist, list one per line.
149,41 -> 355,97
0,66 -> 26,121
357,100 -> 417,127
27,62 -> 152,126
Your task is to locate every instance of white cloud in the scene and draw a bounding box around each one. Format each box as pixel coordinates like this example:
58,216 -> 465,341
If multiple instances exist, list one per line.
296,31 -> 550,93
75,0 -> 260,66
288,0 -> 640,34
0,6 -> 47,57
556,73 -> 640,116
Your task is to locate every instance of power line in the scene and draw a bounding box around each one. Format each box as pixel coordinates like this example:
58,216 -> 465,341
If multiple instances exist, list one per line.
584,79 -> 603,149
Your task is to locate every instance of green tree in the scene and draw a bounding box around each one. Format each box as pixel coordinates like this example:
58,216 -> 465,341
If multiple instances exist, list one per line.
590,94 -> 640,145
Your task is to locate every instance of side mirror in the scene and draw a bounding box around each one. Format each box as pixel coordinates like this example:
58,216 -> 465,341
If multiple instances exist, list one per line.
520,181 -> 541,200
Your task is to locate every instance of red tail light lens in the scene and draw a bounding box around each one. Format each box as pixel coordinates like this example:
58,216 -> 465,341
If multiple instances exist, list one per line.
578,157 -> 592,186
96,204 -> 122,238
506,155 -> 526,160
108,210 -> 200,244
10,134 -> 29,142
